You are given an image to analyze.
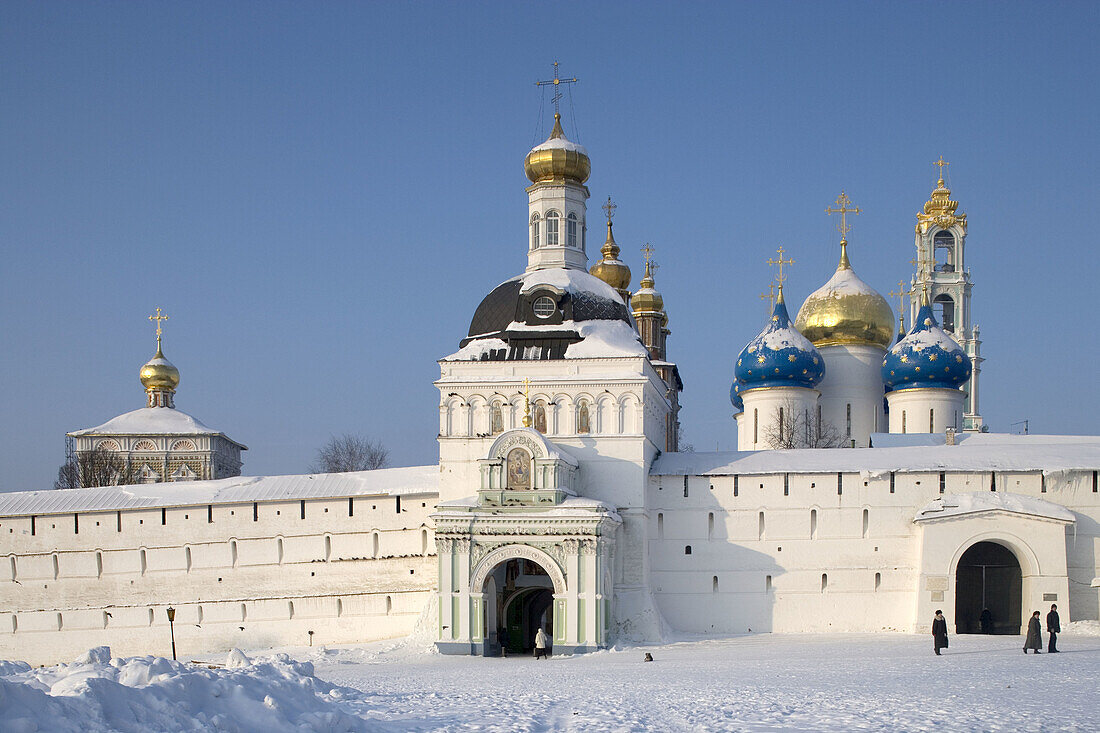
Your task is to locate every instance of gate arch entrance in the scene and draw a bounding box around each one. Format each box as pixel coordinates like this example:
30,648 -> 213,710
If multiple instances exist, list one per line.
482,556 -> 556,656
955,541 -> 1022,635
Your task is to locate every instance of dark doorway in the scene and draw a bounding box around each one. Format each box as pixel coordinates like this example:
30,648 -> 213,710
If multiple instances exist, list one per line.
955,541 -> 1022,634
483,557 -> 554,656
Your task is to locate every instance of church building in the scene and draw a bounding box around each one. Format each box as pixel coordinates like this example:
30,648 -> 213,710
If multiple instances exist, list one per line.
0,97 -> 1097,666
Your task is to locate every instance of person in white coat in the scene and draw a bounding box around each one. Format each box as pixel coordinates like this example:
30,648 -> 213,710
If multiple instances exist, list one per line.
534,628 -> 550,659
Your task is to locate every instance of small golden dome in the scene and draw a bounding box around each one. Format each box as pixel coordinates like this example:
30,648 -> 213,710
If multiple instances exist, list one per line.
524,114 -> 590,184
631,260 -> 666,318
589,220 -> 632,295
139,343 -> 180,391
794,240 -> 894,349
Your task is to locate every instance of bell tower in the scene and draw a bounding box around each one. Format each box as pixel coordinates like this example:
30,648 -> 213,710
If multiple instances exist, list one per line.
910,158 -> 983,431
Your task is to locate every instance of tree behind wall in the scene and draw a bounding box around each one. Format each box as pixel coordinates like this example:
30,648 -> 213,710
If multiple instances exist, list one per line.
311,434 -> 390,473
55,445 -> 137,489
763,401 -> 844,449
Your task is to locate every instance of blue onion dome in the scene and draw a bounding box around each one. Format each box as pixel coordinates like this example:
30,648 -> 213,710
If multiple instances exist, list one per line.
734,287 -> 825,390
883,291 -> 972,391
730,380 -> 744,413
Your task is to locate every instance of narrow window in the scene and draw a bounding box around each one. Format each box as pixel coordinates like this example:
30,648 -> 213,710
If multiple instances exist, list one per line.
74,514 -> 79,534
712,576 -> 719,593
277,538 -> 284,564
30,516 -> 35,536
889,472 -> 895,494
421,528 -> 429,555
821,573 -> 828,592
567,212 -> 578,248
161,508 -> 166,526
939,471 -> 946,494
810,509 -> 818,539
324,535 -> 332,561
816,405 -> 822,441
758,511 -> 765,540
396,496 -> 402,514
140,549 -> 147,574
288,601 -> 295,619
683,476 -> 689,498
299,500 -> 305,519
229,541 -> 237,568
862,508 -> 869,538
684,545 -> 692,555
103,611 -> 110,628
707,512 -> 715,540
253,502 -> 258,521
783,473 -> 789,496
241,603 -> 247,621
875,572 -> 882,591
778,407 -> 785,439
991,473 -> 997,492
546,211 -> 559,246
837,472 -> 843,496
336,599 -> 343,617
372,532 -> 380,558
765,574 -> 772,592
9,556 -> 15,582
929,408 -> 935,433
846,404 -> 852,438
1040,473 -> 1046,493
117,511 -> 123,532
349,497 -> 354,516
1093,470 -> 1098,492
530,215 -> 540,249
753,409 -> 758,444
185,546 -> 192,572
657,512 -> 664,539
95,551 -> 103,578
733,475 -> 739,497
52,554 -> 59,580
902,410 -> 907,433
386,596 -> 393,614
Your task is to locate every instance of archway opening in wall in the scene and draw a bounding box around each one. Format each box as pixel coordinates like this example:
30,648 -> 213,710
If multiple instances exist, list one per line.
955,541 -> 1022,635
482,557 -> 554,657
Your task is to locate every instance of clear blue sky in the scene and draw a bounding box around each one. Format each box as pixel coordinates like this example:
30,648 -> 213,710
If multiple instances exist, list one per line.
2,2 -> 1098,490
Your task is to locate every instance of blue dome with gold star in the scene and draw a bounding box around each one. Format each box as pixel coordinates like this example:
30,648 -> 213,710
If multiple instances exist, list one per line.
734,289 -> 825,391
730,380 -> 744,413
883,297 -> 971,391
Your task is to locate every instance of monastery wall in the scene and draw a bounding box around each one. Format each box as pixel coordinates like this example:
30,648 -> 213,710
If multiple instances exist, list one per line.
0,492 -> 437,666
648,468 -> 1100,634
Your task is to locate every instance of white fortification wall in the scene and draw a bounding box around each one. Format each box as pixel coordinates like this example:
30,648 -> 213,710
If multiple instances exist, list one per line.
0,468 -> 440,666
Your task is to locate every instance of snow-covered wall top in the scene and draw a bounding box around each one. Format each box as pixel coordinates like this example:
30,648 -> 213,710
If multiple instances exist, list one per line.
914,492 -> 1076,523
0,465 -> 439,517
870,433 -> 1100,448
651,441 -> 1100,476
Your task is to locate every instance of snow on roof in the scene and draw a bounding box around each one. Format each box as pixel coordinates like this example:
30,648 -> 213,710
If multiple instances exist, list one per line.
651,440 -> 1100,477
0,465 -> 439,517
565,320 -> 647,358
69,407 -> 241,444
914,492 -> 1076,523
520,268 -> 623,302
871,432 -> 1100,448
529,136 -> 587,155
808,266 -> 883,300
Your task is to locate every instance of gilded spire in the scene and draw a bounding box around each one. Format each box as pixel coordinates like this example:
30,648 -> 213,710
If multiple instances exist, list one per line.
917,157 -> 966,234
826,191 -> 860,270
589,196 -> 632,301
776,282 -> 785,305
521,378 -> 532,428
838,238 -> 852,270
140,307 -> 180,408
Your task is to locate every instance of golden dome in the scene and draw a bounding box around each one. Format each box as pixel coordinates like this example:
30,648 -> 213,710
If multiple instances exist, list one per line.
524,114 -> 590,184
794,240 -> 894,349
589,220 -> 632,296
631,260 -> 666,320
139,343 -> 180,392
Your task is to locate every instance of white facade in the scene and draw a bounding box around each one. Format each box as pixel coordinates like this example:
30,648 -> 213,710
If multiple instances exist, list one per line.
886,387 -> 966,434
816,345 -> 887,447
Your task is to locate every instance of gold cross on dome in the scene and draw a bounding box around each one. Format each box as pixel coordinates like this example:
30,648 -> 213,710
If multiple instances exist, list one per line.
522,378 -> 532,428
602,196 -> 617,223
934,155 -> 950,180
536,61 -> 578,116
766,246 -> 795,286
760,281 -> 776,314
889,281 -> 909,316
641,242 -> 655,266
148,307 -> 169,347
825,191 -> 862,239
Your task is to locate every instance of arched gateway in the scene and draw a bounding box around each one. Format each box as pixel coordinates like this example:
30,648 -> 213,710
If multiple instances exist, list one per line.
954,541 -> 1022,635
432,428 -> 621,656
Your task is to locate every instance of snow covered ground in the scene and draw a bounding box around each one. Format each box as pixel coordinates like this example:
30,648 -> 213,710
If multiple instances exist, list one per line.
3,628 -> 1099,732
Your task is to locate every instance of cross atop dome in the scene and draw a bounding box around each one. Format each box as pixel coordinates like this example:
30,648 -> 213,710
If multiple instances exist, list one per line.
826,191 -> 862,242
536,61 -> 578,117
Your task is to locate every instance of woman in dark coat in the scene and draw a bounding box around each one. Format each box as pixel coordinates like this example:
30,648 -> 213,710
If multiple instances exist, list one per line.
1024,611 -> 1043,653
932,610 -> 949,655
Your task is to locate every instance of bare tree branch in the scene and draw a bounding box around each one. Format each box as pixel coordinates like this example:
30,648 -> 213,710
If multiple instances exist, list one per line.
56,445 -> 137,489
310,434 -> 390,473
762,400 -> 845,450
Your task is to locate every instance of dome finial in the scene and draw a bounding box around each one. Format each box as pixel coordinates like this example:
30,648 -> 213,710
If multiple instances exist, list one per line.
838,238 -> 852,270
140,307 -> 180,408
590,196 -> 632,300
776,282 -> 785,305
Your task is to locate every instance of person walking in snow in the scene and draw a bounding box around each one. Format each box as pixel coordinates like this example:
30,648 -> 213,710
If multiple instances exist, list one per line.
1046,604 -> 1061,653
932,610 -> 949,655
1024,611 -> 1043,653
534,627 -> 549,659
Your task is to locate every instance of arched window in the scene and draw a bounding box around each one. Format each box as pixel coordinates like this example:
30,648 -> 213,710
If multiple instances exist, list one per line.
506,448 -> 531,489
933,230 -> 955,272
933,294 -> 955,333
546,211 -> 560,246
577,401 -> 591,434
534,401 -> 547,434
490,403 -> 504,435
567,212 -> 578,248
530,214 -> 540,250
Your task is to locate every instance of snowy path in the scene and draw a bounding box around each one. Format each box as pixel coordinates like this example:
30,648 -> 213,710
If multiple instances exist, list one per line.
304,632 -> 1100,732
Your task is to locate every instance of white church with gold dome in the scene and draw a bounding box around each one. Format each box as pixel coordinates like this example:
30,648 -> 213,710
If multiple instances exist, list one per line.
0,97 -> 1098,665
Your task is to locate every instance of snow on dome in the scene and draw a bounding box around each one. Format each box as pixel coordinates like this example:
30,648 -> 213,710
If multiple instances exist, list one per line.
70,407 -> 221,436
524,113 -> 590,184
883,300 -> 971,391
914,492 -> 1075,523
564,320 -> 647,358
519,268 -> 624,303
795,245 -> 895,349
734,292 -> 824,391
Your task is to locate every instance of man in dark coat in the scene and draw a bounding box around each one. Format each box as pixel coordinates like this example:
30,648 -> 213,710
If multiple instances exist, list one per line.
1024,611 -> 1043,653
932,610 -> 949,655
1046,604 -> 1061,653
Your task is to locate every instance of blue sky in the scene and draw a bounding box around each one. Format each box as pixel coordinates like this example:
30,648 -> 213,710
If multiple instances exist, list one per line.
1,2 -> 1098,490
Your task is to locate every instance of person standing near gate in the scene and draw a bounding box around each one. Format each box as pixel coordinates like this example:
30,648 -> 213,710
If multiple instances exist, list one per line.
1024,611 -> 1043,653
534,627 -> 550,659
932,610 -> 949,656
1047,604 -> 1061,653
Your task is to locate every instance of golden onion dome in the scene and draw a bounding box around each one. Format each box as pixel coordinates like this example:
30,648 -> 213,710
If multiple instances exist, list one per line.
139,343 -> 180,391
630,260 -> 666,320
589,220 -> 632,296
794,240 -> 894,349
524,113 -> 591,184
